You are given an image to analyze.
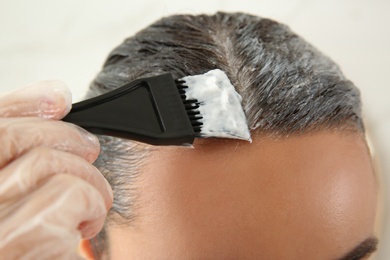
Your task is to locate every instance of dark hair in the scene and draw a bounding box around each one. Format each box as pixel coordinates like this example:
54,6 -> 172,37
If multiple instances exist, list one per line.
87,12 -> 364,258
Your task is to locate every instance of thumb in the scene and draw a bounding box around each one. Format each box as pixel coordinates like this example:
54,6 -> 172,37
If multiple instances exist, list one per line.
0,80 -> 72,119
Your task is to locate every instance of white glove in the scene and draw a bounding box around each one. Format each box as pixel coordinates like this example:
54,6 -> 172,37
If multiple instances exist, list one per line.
0,81 -> 113,259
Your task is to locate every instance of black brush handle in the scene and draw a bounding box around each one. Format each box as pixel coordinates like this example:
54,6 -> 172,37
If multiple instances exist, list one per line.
63,74 -> 195,146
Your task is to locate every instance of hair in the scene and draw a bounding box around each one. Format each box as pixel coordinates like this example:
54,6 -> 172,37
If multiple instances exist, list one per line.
86,12 -> 364,258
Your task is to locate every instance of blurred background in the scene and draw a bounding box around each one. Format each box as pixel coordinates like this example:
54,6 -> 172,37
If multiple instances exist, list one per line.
0,0 -> 388,258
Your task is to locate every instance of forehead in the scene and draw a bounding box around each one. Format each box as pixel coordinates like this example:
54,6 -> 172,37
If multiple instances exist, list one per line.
132,131 -> 377,258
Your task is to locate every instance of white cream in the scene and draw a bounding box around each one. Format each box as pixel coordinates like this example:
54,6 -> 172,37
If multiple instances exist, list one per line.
181,69 -> 251,142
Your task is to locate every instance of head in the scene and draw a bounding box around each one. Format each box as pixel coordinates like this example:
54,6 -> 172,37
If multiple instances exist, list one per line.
85,12 -> 378,259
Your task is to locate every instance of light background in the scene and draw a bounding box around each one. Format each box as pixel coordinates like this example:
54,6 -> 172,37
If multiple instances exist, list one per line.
0,0 -> 389,258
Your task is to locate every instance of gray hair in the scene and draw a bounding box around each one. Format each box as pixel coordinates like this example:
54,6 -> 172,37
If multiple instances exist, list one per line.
87,12 -> 364,258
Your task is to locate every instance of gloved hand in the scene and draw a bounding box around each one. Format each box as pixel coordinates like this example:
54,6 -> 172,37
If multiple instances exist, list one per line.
0,81 -> 113,259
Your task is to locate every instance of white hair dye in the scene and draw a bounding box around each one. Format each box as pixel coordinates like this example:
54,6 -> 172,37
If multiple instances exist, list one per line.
181,69 -> 251,142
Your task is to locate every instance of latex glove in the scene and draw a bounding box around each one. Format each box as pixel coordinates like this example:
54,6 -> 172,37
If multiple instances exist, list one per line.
0,81 -> 113,259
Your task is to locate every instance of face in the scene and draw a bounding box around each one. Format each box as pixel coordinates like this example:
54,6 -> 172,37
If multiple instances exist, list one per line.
107,131 -> 378,259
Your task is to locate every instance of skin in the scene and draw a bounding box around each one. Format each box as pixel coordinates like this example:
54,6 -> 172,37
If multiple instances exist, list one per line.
106,131 -> 378,259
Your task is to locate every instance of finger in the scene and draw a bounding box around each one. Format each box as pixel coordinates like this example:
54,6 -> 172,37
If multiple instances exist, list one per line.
0,147 -> 113,210
0,117 -> 100,168
0,174 -> 107,255
41,174 -> 108,238
0,80 -> 72,119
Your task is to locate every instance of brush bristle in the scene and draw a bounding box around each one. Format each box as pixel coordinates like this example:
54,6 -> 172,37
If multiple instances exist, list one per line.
175,79 -> 203,135
177,70 -> 251,142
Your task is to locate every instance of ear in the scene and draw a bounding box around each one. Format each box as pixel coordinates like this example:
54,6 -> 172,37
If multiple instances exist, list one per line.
79,239 -> 95,260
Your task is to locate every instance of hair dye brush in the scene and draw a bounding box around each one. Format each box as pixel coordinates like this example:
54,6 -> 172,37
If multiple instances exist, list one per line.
63,69 -> 251,146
